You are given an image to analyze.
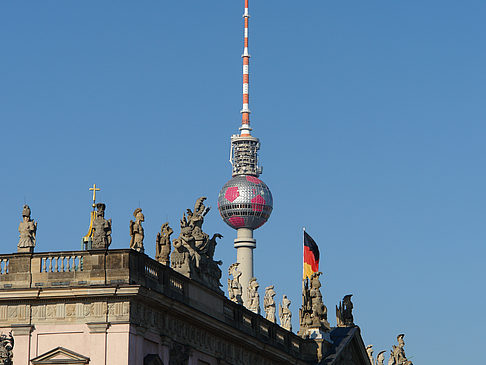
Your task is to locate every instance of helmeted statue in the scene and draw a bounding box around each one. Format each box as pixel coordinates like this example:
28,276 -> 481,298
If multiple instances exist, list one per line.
171,197 -> 223,293
336,294 -> 355,327
228,263 -> 243,304
91,203 -> 112,250
279,295 -> 292,331
17,205 -> 37,253
156,222 -> 173,265
247,278 -> 260,314
389,334 -> 413,365
264,285 -> 276,323
130,208 -> 145,253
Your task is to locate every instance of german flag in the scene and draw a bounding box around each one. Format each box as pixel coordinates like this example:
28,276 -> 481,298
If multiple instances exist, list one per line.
303,230 -> 319,279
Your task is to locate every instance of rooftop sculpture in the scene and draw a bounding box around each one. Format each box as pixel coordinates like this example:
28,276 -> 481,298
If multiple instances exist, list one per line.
82,184 -> 112,250
130,208 -> 145,253
376,350 -> 386,365
247,277 -> 260,314
91,203 -> 112,250
17,205 -> 37,253
298,272 -> 330,336
227,263 -> 243,304
389,334 -> 413,365
156,222 -> 173,265
279,295 -> 292,332
336,294 -> 355,327
366,344 -> 374,365
263,285 -> 276,323
170,197 -> 223,293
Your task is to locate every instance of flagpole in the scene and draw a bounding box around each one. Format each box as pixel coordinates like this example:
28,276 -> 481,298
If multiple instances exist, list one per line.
302,227 -> 306,294
302,227 -> 305,280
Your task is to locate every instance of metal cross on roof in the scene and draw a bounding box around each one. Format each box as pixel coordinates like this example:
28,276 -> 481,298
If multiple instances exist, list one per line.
89,184 -> 100,208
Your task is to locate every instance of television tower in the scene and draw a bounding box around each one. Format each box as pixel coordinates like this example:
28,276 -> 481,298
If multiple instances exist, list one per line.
218,0 -> 273,306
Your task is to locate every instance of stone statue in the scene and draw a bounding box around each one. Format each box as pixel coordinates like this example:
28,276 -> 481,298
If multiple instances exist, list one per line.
17,205 -> 37,253
0,332 -> 14,365
376,351 -> 386,365
130,208 -> 145,253
366,345 -> 374,365
278,295 -> 292,331
170,197 -> 223,293
227,263 -> 243,304
247,277 -> 260,314
263,285 -> 276,323
91,203 -> 112,250
389,334 -> 412,365
336,294 -> 354,327
156,222 -> 173,265
298,272 -> 330,336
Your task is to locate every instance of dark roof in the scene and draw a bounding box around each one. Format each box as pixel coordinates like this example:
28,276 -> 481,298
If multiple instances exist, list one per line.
321,327 -> 370,365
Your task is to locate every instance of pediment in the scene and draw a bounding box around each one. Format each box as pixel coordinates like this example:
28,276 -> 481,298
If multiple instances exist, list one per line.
31,347 -> 90,364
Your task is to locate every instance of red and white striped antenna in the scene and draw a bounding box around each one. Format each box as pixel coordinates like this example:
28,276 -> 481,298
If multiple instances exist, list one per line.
229,0 -> 261,177
240,0 -> 251,136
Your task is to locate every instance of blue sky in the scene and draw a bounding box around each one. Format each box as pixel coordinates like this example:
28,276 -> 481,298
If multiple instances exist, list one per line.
1,1 -> 485,363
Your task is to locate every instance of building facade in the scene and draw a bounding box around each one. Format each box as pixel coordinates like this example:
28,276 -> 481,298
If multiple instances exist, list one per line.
0,249 -> 370,364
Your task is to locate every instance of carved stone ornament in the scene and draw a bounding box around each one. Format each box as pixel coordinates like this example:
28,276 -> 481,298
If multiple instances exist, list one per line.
170,197 -> 223,293
298,272 -> 330,337
366,344 -> 374,365
376,350 -> 386,365
228,263 -> 243,304
0,332 -> 14,365
263,285 -> 276,323
169,342 -> 190,365
389,334 -> 413,365
91,203 -> 112,250
156,222 -> 173,265
17,204 -> 37,253
336,294 -> 355,327
247,277 -> 260,314
278,295 -> 292,331
130,208 -> 145,253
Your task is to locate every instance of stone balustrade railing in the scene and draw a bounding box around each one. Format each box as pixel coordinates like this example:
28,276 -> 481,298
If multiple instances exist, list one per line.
0,258 -> 8,275
40,254 -> 83,273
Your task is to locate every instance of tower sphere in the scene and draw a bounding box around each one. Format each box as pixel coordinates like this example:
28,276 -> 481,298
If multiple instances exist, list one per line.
218,175 -> 273,230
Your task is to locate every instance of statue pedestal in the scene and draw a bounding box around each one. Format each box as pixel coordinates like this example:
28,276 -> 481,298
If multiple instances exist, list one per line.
17,247 -> 33,253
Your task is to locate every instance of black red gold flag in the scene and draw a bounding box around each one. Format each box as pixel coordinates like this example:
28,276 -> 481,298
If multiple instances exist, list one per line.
303,230 -> 320,279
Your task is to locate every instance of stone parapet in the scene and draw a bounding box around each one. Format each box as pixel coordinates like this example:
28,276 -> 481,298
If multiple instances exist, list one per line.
0,249 -> 315,364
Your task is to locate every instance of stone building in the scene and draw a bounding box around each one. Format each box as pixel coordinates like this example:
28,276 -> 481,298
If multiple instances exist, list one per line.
0,248 -> 370,364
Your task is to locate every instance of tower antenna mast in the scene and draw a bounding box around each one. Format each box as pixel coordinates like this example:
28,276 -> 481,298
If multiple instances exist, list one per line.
240,0 -> 251,137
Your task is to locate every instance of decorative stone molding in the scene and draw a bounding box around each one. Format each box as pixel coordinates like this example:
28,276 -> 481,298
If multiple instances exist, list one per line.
31,346 -> 90,364
87,322 -> 110,333
10,324 -> 34,336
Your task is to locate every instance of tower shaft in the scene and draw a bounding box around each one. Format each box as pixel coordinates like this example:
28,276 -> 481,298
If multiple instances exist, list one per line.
234,228 -> 256,304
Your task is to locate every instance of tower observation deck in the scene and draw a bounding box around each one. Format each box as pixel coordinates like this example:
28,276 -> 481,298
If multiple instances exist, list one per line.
218,0 -> 273,307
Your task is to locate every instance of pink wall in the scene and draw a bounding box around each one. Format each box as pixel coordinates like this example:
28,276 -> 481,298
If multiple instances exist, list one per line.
8,323 -> 220,364
9,323 -> 132,364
